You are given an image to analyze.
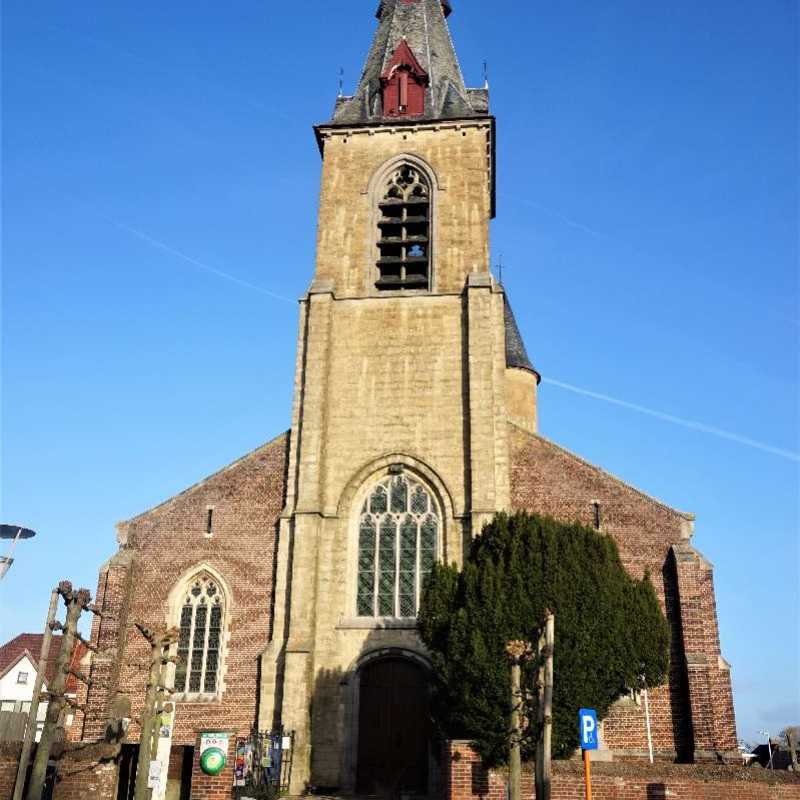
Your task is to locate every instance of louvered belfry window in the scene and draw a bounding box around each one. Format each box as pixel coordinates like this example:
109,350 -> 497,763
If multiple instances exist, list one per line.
174,575 -> 224,696
357,475 -> 438,618
376,166 -> 430,290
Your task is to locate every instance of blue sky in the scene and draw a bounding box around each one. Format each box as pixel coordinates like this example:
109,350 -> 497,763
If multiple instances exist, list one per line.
2,0 -> 797,746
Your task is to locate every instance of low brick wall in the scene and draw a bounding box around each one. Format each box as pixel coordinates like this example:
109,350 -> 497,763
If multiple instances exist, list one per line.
446,741 -> 800,800
51,742 -> 120,800
191,731 -> 236,800
0,743 -> 23,800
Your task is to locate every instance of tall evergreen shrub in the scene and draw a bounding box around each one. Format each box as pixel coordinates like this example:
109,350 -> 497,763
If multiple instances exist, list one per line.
418,513 -> 669,764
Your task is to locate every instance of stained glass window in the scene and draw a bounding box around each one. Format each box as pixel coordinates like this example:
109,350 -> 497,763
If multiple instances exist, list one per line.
356,475 -> 439,618
173,575 -> 225,697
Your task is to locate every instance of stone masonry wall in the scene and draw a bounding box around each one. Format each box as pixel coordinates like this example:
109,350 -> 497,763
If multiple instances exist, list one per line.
508,424 -> 737,760
315,122 -> 492,297
82,433 -> 289,747
445,741 -> 800,800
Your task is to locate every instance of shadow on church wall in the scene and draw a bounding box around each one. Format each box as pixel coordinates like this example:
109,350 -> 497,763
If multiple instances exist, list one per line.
309,627 -> 436,795
663,553 -> 695,762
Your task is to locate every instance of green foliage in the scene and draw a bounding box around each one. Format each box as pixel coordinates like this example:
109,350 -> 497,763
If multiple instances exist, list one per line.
417,513 -> 670,765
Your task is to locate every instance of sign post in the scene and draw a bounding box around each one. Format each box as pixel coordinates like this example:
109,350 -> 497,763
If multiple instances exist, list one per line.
578,709 -> 599,800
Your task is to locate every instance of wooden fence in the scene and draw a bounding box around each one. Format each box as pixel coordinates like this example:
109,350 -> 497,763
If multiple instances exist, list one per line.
0,710 -> 28,742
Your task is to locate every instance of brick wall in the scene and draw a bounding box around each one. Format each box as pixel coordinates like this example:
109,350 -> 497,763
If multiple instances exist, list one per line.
0,743 -> 22,800
51,743 -> 120,800
82,547 -> 136,741
81,433 -> 289,747
508,425 -> 737,760
445,741 -> 800,800
191,731 -> 235,800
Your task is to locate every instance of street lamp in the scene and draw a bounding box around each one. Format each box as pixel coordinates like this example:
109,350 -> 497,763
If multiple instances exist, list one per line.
0,525 -> 37,580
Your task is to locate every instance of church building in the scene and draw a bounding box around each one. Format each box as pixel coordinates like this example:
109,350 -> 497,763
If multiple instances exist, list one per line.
79,1 -> 738,797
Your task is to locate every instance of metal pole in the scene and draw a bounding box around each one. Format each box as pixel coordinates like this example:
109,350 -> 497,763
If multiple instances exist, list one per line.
0,529 -> 23,581
642,685 -> 654,764
509,660 -> 521,800
760,730 -> 773,770
583,749 -> 593,800
541,613 -> 554,800
535,630 -> 545,800
13,589 -> 59,800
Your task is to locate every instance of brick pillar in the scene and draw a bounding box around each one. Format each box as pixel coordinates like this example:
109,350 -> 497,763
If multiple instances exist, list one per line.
671,543 -> 738,761
191,731 -> 236,800
82,548 -> 135,741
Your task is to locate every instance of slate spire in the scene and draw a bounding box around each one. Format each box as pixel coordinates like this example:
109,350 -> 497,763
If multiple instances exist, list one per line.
504,294 -> 540,382
332,0 -> 489,125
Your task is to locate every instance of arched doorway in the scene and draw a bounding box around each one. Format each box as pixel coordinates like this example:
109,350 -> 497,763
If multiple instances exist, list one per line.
356,657 -> 432,796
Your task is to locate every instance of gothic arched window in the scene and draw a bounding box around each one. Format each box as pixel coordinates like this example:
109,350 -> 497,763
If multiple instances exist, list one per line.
174,574 -> 225,696
357,474 -> 439,618
376,165 -> 431,291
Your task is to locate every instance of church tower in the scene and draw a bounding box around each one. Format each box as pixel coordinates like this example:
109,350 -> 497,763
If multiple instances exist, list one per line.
261,0 -> 539,792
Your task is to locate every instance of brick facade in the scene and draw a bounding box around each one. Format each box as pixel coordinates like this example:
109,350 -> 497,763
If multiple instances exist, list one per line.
508,425 -> 738,761
81,433 -> 288,749
445,742 -> 800,800
51,744 -> 120,800
0,743 -> 22,800
190,731 -> 236,800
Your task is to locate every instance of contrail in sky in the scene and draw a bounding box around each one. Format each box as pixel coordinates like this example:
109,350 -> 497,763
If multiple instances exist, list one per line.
108,220 -> 296,303
543,378 -> 799,463
69,191 -> 798,463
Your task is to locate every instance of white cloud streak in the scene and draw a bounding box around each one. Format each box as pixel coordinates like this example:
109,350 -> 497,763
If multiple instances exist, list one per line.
106,219 -> 296,304
543,378 -> 799,463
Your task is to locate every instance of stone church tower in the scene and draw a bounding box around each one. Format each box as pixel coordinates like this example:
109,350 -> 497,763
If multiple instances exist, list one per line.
259,0 -> 538,790
78,2 -> 738,798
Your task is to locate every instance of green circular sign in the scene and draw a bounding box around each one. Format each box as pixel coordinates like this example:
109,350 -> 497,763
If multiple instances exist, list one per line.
200,747 -> 227,776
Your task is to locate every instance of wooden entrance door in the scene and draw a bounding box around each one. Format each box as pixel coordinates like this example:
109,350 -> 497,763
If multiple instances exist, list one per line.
357,657 -> 431,796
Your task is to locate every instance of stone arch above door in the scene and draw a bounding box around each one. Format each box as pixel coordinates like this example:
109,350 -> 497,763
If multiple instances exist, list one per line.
341,647 -> 435,796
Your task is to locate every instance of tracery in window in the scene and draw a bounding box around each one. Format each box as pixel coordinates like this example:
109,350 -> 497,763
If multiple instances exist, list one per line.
174,575 -> 224,696
376,166 -> 430,291
357,475 -> 439,618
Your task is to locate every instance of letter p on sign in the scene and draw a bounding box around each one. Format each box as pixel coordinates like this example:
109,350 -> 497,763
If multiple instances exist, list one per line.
579,708 -> 599,751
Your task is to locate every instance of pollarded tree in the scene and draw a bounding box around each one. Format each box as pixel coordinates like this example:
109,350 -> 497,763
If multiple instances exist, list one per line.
418,512 -> 670,765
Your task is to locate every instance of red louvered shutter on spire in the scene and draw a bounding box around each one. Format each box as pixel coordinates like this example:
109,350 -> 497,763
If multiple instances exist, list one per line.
380,40 -> 428,118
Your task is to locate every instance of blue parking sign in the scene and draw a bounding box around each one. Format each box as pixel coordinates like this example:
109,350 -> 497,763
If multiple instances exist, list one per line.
579,708 -> 599,751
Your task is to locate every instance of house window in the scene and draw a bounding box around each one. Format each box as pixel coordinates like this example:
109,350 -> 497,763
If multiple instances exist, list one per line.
174,575 -> 225,697
17,672 -> 29,685
357,474 -> 438,618
376,165 -> 431,291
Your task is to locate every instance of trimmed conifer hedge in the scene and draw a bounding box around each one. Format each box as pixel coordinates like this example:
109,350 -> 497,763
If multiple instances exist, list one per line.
418,512 -> 670,765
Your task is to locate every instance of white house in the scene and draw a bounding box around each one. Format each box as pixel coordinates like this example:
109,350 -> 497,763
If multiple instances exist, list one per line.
0,634 -> 86,741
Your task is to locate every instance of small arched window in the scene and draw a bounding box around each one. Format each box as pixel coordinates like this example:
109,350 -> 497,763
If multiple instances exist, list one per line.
357,474 -> 439,618
174,574 -> 225,696
376,165 -> 430,291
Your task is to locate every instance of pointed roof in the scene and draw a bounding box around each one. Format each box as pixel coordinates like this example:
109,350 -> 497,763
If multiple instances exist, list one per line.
332,0 -> 488,125
0,633 -> 88,692
380,38 -> 428,84
504,293 -> 540,381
